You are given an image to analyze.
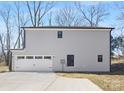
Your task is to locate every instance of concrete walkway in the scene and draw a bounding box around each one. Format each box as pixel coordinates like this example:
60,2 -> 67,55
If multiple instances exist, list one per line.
0,72 -> 102,91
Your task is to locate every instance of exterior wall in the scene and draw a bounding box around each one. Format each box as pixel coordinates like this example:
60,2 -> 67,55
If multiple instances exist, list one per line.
12,28 -> 110,72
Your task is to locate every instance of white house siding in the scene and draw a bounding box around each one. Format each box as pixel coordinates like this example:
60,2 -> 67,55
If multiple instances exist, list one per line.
12,28 -> 111,72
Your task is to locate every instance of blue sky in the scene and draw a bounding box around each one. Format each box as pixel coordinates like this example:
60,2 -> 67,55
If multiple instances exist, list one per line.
40,1 -> 124,37
0,1 -> 124,38
48,1 -> 123,36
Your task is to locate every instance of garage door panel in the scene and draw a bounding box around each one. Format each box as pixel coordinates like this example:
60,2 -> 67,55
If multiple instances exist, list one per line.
14,55 -> 53,72
15,59 -> 34,71
35,59 -> 52,71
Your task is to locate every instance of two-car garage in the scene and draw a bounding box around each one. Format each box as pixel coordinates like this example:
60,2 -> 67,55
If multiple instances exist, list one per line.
12,55 -> 53,72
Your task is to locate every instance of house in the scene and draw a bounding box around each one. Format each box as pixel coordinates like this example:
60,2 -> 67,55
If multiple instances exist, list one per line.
10,26 -> 114,72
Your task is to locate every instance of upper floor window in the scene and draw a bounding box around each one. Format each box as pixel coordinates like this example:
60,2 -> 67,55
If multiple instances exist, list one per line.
57,31 -> 63,38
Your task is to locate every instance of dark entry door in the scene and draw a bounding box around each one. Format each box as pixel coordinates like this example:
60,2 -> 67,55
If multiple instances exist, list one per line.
67,55 -> 74,66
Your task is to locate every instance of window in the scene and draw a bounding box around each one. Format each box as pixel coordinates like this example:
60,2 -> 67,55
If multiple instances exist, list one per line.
44,56 -> 51,59
35,56 -> 42,59
26,56 -> 33,59
98,55 -> 103,62
57,31 -> 63,38
67,55 -> 74,66
17,56 -> 25,59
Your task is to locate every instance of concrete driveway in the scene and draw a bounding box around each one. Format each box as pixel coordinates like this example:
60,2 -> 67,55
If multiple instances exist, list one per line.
0,72 -> 102,91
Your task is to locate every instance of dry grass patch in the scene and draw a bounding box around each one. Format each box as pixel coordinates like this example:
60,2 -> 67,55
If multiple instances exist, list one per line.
56,59 -> 124,91
57,73 -> 124,91
0,63 -> 9,73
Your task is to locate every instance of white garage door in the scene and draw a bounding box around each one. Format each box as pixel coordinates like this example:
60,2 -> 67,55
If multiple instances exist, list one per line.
14,55 -> 53,72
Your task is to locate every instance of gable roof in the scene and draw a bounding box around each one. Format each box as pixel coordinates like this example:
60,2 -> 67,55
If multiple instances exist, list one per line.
21,26 -> 114,30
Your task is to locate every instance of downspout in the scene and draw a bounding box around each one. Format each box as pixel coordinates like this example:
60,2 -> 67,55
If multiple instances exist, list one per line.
9,51 -> 12,71
22,28 -> 26,49
110,28 -> 114,72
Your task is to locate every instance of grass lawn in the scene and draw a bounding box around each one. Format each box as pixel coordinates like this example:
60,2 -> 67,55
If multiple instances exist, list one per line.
56,59 -> 124,91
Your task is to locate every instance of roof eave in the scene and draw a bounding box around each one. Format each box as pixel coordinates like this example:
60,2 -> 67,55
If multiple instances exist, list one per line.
21,26 -> 114,30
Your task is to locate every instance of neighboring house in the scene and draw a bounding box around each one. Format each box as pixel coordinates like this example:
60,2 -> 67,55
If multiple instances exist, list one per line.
10,26 -> 114,72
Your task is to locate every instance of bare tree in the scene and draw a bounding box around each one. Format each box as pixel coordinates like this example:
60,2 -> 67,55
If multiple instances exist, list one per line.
75,2 -> 109,27
26,1 -> 54,27
116,3 -> 124,21
13,2 -> 29,49
0,7 -> 11,65
48,12 -> 52,26
55,6 -> 83,26
14,2 -> 21,48
115,3 -> 124,56
0,34 -> 7,63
